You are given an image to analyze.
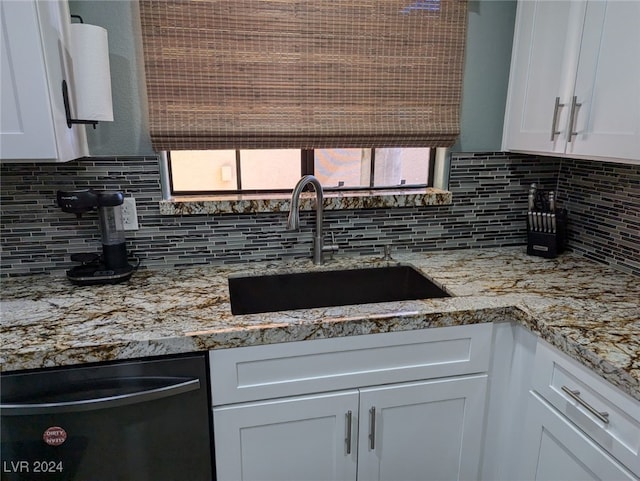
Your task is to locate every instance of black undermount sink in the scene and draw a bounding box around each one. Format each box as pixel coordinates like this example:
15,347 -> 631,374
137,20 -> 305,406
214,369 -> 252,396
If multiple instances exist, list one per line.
228,265 -> 449,315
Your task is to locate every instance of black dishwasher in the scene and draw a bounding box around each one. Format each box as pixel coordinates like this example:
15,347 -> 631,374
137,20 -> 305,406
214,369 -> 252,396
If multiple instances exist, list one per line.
0,353 -> 214,481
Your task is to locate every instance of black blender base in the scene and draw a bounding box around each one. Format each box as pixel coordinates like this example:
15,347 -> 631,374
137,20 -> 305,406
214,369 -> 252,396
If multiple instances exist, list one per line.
66,264 -> 134,286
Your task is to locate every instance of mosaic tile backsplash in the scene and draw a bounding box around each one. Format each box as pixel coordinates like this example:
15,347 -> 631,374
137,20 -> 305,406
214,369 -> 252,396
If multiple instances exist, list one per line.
1,153 -> 638,276
557,159 -> 639,275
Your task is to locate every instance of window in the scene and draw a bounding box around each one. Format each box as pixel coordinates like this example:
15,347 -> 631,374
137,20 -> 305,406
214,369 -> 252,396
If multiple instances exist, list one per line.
140,0 -> 464,203
169,148 -> 437,195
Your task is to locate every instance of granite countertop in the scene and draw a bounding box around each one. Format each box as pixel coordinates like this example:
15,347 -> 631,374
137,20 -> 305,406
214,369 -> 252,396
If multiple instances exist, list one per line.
1,247 -> 638,402
158,187 -> 451,215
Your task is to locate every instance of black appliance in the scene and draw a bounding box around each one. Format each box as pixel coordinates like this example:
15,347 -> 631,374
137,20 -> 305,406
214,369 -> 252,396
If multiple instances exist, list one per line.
56,189 -> 135,285
0,354 -> 214,481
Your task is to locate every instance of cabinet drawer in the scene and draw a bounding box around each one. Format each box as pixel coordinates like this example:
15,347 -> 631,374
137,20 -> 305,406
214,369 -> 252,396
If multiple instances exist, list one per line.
521,391 -> 637,481
210,323 -> 492,405
532,340 -> 640,475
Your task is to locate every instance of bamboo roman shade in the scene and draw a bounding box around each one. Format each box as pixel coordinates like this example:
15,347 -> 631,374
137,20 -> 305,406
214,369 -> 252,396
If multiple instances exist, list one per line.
138,0 -> 468,151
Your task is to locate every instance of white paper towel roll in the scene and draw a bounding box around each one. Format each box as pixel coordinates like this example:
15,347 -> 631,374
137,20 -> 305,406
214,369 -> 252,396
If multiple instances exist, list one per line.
69,23 -> 114,122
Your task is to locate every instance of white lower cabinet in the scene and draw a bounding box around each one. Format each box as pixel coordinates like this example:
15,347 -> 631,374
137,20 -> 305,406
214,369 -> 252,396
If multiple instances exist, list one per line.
520,392 -> 636,481
356,376 -> 487,481
210,325 -> 493,481
511,339 -> 640,481
210,324 -> 640,480
213,375 -> 487,481
213,390 -> 359,481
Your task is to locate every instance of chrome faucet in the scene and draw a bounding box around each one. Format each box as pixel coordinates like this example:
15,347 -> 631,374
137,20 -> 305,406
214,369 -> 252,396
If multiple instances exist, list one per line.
287,175 -> 337,264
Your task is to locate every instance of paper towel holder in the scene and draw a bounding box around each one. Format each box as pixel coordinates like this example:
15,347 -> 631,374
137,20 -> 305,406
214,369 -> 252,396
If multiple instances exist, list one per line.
64,15 -> 96,128
63,14 -> 113,130
62,80 -> 98,129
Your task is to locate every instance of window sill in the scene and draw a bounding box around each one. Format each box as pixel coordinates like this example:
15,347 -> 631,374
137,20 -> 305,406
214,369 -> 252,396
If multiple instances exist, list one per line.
159,188 -> 452,216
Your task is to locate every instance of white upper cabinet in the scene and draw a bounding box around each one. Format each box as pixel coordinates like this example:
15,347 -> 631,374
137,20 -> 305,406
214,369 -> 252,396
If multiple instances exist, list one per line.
0,0 -> 87,162
568,1 -> 640,161
503,0 -> 640,164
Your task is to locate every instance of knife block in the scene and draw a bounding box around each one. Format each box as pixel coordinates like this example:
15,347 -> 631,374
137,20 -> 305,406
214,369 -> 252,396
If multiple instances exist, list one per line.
527,209 -> 567,259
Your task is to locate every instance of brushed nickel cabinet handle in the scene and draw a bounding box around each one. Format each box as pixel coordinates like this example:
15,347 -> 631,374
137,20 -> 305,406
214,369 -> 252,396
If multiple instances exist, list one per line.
550,97 -> 565,141
567,96 -> 582,142
369,406 -> 376,450
345,410 -> 353,455
561,386 -> 609,424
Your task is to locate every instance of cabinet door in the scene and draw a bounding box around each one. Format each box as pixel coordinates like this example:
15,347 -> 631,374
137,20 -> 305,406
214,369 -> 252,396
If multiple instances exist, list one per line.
357,375 -> 488,481
520,392 -> 637,481
502,1 -> 582,154
567,0 -> 640,162
213,390 -> 359,481
0,0 -> 58,160
0,0 -> 87,162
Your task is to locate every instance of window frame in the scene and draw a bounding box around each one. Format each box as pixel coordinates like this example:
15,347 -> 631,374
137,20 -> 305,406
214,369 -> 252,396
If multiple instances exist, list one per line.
167,148 -> 437,196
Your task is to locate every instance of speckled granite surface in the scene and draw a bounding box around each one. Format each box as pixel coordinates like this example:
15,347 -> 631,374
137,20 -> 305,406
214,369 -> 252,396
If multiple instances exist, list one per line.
1,247 -> 638,401
159,187 -> 451,215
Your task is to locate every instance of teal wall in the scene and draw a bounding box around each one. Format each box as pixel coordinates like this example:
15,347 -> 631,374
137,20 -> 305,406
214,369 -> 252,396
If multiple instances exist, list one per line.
69,0 -> 154,156
70,0 -> 516,156
455,0 -> 517,152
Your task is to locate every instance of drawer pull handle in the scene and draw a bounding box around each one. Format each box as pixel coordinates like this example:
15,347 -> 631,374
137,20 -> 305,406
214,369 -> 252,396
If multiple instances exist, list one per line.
561,386 -> 610,424
369,406 -> 376,450
345,410 -> 353,455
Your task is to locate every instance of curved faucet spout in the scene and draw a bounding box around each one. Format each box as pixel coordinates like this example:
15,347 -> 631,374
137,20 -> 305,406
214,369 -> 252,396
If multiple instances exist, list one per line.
287,175 -> 326,264
287,175 -> 323,231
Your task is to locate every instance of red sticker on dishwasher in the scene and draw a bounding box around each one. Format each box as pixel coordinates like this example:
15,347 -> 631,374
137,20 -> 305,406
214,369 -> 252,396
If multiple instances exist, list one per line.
43,426 -> 67,446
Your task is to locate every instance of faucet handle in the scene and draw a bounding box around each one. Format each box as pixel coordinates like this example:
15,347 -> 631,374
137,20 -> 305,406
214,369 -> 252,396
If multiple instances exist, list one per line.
383,245 -> 392,261
322,232 -> 339,260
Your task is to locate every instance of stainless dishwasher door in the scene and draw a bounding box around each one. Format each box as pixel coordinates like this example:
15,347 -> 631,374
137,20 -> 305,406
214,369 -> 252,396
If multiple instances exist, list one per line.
0,353 -> 214,481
